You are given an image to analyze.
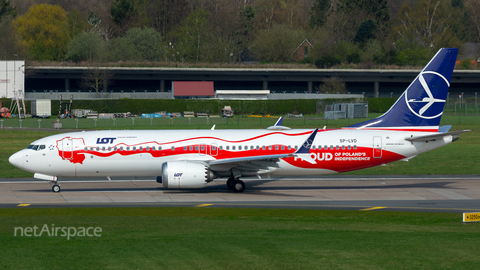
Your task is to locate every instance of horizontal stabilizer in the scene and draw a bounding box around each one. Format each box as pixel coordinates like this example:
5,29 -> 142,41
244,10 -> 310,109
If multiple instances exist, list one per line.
405,130 -> 470,142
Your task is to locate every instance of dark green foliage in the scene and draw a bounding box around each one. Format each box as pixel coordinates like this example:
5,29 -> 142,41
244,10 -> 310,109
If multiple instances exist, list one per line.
108,27 -> 163,61
0,0 -> 16,21
66,32 -> 104,62
309,0 -> 330,28
373,47 -> 396,64
346,52 -> 361,63
353,19 -> 376,45
110,0 -> 134,25
315,55 -> 341,68
367,97 -> 395,113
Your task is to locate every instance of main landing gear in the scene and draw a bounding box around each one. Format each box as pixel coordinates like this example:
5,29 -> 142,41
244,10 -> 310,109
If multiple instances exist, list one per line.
226,177 -> 245,193
51,181 -> 61,193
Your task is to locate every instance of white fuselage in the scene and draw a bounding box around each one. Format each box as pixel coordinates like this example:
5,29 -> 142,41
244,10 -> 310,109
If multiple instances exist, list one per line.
10,128 -> 453,179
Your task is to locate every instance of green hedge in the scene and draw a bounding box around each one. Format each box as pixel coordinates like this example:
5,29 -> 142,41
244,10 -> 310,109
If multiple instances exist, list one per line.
367,97 -> 396,113
3,98 -> 399,116
50,99 -> 320,115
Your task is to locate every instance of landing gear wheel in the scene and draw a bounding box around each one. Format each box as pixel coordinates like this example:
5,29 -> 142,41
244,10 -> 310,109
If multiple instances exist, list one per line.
232,180 -> 245,193
52,184 -> 60,193
226,178 -> 235,190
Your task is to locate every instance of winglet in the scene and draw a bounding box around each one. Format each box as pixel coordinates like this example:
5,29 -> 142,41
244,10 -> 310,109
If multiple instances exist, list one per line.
267,116 -> 291,130
294,129 -> 318,164
274,117 -> 283,126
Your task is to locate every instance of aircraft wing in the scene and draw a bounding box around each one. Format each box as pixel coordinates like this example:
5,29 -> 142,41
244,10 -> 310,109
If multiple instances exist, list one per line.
208,129 -> 318,174
405,130 -> 470,142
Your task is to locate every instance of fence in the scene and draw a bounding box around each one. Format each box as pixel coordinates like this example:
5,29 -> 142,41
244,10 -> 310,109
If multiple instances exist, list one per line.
2,113 -> 480,130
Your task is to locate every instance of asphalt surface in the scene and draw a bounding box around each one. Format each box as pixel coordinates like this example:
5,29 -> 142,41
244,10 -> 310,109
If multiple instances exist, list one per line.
1,175 -> 480,213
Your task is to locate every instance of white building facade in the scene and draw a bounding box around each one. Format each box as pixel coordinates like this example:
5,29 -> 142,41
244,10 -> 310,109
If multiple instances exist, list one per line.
0,61 -> 25,98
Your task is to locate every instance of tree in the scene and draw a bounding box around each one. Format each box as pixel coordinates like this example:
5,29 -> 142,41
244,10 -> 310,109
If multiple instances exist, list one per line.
309,0 -> 330,28
168,9 -> 210,62
109,27 -> 163,61
465,0 -> 480,42
0,0 -> 16,21
111,0 -> 135,26
66,31 -> 104,62
251,24 -> 306,62
80,64 -> 113,98
354,19 -> 376,45
393,0 -> 461,51
13,4 -> 69,61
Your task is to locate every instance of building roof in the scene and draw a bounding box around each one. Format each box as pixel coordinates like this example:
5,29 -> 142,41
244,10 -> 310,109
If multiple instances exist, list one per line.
173,81 -> 214,96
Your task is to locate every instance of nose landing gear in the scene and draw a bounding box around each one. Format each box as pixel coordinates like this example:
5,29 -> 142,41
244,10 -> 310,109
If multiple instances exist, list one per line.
51,181 -> 61,193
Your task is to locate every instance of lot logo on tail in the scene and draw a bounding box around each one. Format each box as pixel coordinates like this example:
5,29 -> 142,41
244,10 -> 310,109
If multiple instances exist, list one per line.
405,71 -> 449,119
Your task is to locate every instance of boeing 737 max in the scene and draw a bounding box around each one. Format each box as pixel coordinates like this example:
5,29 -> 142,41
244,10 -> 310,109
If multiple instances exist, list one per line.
9,48 -> 468,193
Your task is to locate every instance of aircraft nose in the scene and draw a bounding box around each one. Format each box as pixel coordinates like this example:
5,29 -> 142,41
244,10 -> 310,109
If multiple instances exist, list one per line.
9,151 -> 23,169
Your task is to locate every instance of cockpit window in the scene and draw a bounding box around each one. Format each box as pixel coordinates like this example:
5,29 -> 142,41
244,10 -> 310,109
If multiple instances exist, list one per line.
28,144 -> 46,151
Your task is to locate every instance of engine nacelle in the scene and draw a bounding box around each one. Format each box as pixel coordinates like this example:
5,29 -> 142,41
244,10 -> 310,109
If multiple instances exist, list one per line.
161,161 -> 214,189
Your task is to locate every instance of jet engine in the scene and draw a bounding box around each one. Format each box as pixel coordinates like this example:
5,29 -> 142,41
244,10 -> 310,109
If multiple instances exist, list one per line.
158,161 -> 214,188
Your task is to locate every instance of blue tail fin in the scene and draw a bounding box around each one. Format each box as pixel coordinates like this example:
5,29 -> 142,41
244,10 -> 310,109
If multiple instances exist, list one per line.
346,48 -> 458,131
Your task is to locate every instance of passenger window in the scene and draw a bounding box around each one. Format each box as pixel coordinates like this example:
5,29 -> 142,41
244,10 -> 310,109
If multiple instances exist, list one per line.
90,147 -> 94,151
120,146 -> 124,151
152,146 -> 156,151
212,146 -> 216,150
354,145 -> 357,150
171,146 -> 175,151
84,147 -> 88,151
262,146 -> 266,150
281,145 -> 284,150
288,146 -> 291,150
140,146 -> 143,151
312,145 -> 316,150
239,146 -> 242,150
232,146 -> 236,150
114,147 -> 118,151
195,146 -> 198,151
324,145 -> 328,150
108,147 -> 112,151
96,147 -> 99,151
126,147 -> 130,151
220,146 -> 223,150
330,145 -> 333,150
294,145 -> 298,150
347,145 -> 351,150
226,146 -> 230,150
146,146 -> 150,151
256,146 -> 259,150
201,145 -> 205,151
275,145 -> 279,150
184,146 -> 187,150
189,146 -> 193,151
133,146 -> 136,151
268,146 -> 272,150
251,146 -> 254,150
336,145 -> 339,150
102,146 -> 106,151
342,145 -> 345,150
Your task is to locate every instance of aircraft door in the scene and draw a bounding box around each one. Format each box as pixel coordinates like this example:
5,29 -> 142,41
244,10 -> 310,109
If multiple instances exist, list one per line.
210,143 -> 218,156
62,138 -> 73,160
373,136 -> 382,158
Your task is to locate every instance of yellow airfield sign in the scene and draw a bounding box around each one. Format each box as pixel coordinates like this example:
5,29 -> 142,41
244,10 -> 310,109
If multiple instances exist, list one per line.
463,213 -> 480,222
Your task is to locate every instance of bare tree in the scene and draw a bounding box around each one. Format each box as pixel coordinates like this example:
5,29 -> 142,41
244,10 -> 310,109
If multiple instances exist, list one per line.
80,64 -> 113,98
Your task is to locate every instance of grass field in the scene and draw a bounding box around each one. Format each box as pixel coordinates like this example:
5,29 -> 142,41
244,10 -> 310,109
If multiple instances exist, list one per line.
0,207 -> 479,269
1,114 -> 479,178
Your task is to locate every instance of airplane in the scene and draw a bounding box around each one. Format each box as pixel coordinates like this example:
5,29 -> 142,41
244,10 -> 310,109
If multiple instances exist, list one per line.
9,48 -> 469,193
